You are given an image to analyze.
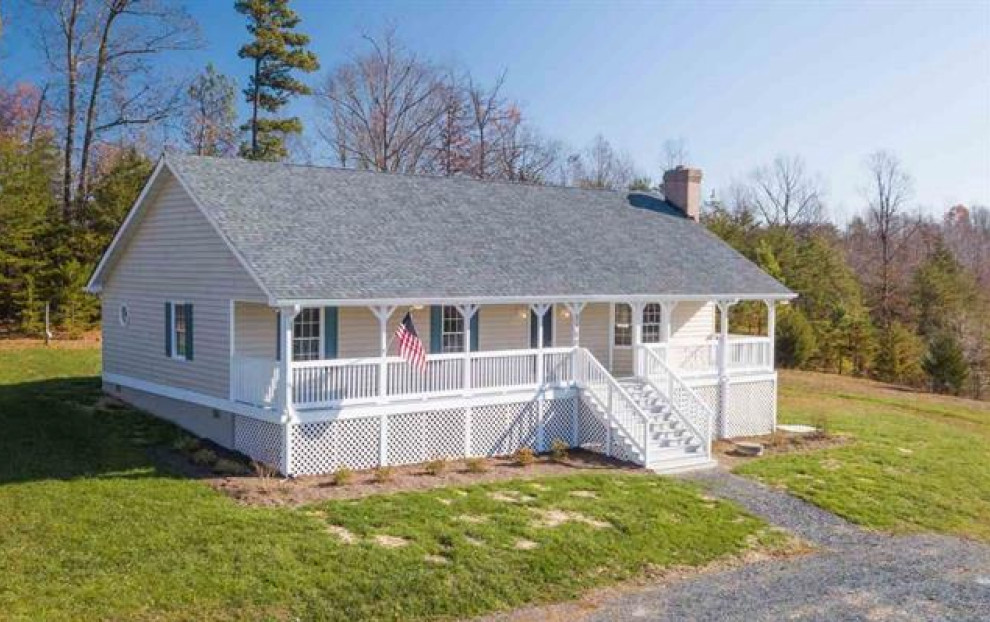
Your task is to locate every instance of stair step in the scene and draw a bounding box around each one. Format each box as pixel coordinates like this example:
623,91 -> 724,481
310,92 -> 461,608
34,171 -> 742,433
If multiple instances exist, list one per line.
647,455 -> 717,475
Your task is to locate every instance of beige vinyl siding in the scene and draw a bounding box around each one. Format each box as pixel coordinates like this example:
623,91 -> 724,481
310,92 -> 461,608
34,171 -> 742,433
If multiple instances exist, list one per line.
234,302 -> 277,358
671,301 -> 715,342
337,306 -> 433,358
479,305 -> 530,351
101,172 -> 267,399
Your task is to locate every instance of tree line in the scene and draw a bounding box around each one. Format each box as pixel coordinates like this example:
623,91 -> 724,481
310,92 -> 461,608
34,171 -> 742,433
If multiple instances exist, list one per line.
1,0 -> 987,399
705,153 -> 990,399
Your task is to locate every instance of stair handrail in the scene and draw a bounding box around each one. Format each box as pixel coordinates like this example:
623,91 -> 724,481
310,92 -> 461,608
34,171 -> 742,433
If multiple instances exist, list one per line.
574,347 -> 650,463
637,345 -> 715,458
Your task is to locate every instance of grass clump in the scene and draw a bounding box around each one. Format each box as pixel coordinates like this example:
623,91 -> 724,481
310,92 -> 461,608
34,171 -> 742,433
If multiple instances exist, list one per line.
212,458 -> 249,476
332,467 -> 354,486
549,439 -> 570,462
423,457 -> 448,476
171,434 -> 200,453
464,457 -> 488,473
190,447 -> 217,467
372,466 -> 394,484
513,447 -> 536,466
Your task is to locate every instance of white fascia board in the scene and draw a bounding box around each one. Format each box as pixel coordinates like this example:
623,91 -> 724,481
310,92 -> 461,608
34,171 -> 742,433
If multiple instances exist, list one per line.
272,292 -> 798,308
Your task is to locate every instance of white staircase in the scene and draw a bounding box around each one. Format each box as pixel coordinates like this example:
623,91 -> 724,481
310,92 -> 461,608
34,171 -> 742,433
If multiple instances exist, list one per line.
615,378 -> 715,473
573,347 -> 716,475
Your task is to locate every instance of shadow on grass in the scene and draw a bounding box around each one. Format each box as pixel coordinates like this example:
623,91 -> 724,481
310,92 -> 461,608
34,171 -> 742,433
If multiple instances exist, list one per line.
0,375 -> 191,485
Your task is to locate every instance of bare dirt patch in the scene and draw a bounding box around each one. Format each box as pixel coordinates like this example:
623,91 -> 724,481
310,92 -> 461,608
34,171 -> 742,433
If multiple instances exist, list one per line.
326,525 -> 357,544
513,539 -> 539,551
531,508 -> 611,530
199,450 -> 640,507
373,535 -> 408,548
423,554 -> 450,565
488,490 -> 536,503
714,430 -> 852,469
569,490 -> 598,499
0,331 -> 101,349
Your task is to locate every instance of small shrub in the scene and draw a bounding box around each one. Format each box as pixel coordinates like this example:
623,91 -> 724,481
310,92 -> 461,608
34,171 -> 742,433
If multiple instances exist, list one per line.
172,434 -> 200,453
190,447 -> 218,466
373,466 -> 395,484
811,413 -> 830,439
213,458 -> 249,476
550,439 -> 570,462
465,457 -> 488,473
332,467 -> 354,486
514,447 -> 536,466
424,457 -> 448,476
251,460 -> 277,479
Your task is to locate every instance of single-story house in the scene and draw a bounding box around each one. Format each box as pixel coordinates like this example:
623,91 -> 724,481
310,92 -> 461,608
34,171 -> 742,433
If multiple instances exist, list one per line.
86,155 -> 795,475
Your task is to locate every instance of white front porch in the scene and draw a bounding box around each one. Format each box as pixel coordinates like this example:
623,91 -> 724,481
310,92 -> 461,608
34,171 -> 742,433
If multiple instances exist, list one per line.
227,300 -> 776,414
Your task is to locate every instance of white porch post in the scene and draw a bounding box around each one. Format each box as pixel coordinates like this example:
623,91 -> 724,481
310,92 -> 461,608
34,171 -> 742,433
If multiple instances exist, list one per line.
277,304 -> 300,476
530,304 -> 551,385
660,301 -> 676,364
370,305 -> 395,467
716,300 -> 736,438
631,302 -> 644,377
457,305 -> 478,393
564,302 -> 586,385
370,305 -> 396,399
765,299 -> 776,370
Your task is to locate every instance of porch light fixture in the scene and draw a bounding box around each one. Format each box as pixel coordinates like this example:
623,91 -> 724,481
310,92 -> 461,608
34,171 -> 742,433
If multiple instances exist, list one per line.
412,305 -> 424,310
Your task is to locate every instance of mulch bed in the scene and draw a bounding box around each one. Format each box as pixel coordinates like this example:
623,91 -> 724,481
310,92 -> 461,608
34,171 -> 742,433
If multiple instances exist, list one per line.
153,444 -> 643,507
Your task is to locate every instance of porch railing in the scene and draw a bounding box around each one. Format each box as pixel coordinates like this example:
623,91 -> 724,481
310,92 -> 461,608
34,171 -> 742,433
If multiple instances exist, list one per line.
233,347 -> 574,409
574,347 -> 649,464
649,335 -> 772,376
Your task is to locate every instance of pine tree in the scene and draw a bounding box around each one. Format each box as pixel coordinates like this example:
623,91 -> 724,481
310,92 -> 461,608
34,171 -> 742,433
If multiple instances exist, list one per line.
922,331 -> 969,394
775,307 -> 817,368
874,321 -> 925,386
184,64 -> 239,157
236,0 -> 319,161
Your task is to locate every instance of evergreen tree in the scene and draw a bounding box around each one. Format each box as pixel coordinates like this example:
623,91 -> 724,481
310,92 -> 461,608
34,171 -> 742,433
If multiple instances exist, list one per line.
184,64 -> 240,157
911,238 -> 972,339
922,331 -> 969,394
775,307 -> 817,368
874,321 -> 925,386
236,0 -> 319,161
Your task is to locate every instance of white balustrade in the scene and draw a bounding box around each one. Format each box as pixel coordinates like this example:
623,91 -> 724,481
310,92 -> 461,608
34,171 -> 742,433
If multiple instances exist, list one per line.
293,358 -> 379,405
470,349 -> 539,390
388,354 -> 464,397
575,348 -> 649,463
231,356 -> 280,407
639,345 -> 715,457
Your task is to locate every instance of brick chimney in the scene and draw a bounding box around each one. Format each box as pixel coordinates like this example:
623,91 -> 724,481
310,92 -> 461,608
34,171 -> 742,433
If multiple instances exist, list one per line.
663,166 -> 703,221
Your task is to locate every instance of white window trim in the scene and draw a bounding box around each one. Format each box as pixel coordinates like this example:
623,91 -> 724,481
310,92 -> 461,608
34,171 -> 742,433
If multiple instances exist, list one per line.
613,302 -> 632,349
642,303 -> 663,344
169,300 -> 191,362
441,305 -> 465,353
292,307 -> 325,361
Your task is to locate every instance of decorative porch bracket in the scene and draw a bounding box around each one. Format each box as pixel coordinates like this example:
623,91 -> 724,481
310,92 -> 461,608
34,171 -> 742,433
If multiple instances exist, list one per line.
564,302 -> 586,385
456,305 -> 479,392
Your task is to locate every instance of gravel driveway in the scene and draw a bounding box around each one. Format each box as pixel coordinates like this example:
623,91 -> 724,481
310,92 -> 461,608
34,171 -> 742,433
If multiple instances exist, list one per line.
483,470 -> 990,622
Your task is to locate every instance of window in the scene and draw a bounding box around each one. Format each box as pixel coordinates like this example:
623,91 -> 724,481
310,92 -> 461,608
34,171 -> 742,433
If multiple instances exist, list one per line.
118,304 -> 130,327
614,304 -> 632,346
643,303 -> 663,343
441,305 -> 464,353
167,302 -> 192,361
292,308 -> 321,361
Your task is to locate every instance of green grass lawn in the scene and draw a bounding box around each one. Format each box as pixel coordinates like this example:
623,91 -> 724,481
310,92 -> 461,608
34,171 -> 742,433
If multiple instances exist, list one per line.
736,370 -> 990,542
0,346 -> 777,621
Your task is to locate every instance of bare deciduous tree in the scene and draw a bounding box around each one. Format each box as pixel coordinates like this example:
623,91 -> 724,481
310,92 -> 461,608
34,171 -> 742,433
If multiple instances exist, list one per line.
661,137 -> 689,171
316,29 -> 447,173
735,154 -> 824,228
466,70 -> 506,179
863,150 -> 918,327
36,0 -> 200,220
494,105 -> 561,183
568,134 -> 636,190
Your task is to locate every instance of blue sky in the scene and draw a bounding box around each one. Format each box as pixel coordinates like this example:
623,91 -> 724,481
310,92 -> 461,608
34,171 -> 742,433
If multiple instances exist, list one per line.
3,0 -> 988,221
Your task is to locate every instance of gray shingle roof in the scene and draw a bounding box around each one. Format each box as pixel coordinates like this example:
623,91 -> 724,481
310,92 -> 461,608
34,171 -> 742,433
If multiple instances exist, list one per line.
166,155 -> 792,302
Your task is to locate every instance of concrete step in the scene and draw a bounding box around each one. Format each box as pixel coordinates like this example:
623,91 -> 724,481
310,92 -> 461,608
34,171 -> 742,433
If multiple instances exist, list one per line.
647,455 -> 717,475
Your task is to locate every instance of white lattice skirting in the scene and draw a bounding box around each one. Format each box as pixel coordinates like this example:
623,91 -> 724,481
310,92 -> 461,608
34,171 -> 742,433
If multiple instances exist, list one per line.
687,375 -> 777,439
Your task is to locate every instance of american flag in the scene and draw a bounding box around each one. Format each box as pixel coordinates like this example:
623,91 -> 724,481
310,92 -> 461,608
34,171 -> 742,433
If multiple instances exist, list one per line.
394,312 -> 427,372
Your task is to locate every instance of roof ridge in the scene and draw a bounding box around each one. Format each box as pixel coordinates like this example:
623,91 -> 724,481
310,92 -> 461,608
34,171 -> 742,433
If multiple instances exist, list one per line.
166,152 -> 634,196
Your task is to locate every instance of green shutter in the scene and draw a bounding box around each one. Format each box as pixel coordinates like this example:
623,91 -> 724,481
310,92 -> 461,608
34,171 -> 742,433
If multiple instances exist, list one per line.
324,307 -> 338,359
470,311 -> 479,352
275,311 -> 281,361
430,306 -> 443,353
184,303 -> 194,360
164,302 -> 172,357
